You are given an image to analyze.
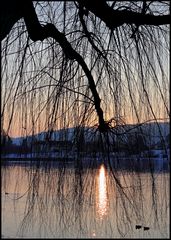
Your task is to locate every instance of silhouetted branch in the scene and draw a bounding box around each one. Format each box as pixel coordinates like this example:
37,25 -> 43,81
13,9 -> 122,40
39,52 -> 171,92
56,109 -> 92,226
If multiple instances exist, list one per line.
78,0 -> 170,30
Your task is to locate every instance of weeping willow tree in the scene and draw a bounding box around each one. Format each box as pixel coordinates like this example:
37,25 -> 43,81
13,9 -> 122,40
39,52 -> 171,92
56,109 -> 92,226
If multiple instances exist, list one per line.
1,0 -> 169,136
1,1 -> 170,238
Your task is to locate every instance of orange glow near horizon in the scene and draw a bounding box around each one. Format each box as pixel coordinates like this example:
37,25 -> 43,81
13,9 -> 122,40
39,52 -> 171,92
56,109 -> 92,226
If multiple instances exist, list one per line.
2,105 -> 169,138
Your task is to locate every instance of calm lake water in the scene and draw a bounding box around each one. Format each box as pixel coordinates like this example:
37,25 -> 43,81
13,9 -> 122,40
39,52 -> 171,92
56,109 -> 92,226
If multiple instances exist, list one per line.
1,160 -> 170,238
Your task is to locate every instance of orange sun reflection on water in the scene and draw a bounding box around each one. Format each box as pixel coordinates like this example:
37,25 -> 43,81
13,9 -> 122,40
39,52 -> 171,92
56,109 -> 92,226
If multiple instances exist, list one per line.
96,164 -> 109,220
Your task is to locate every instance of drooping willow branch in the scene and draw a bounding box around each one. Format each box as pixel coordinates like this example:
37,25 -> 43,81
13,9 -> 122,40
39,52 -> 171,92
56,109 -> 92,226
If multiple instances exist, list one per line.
1,0 -> 108,132
29,24 -> 108,131
77,0 -> 170,30
1,0 -> 169,133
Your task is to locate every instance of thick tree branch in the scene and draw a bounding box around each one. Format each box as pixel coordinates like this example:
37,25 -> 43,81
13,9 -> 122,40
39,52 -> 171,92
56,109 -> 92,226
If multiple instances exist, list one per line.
77,0 -> 170,30
0,0 -> 46,41
41,24 -> 108,132
1,0 -> 169,132
0,0 -> 108,131
0,1 -> 22,41
23,2 -> 108,132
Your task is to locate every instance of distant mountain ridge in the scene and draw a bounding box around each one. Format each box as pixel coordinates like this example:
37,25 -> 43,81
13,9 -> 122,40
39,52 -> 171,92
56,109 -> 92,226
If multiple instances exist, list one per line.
11,122 -> 170,147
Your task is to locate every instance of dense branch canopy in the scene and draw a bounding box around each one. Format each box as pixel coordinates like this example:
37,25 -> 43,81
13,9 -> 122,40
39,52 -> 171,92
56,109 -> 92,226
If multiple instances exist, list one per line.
77,0 -> 170,29
1,1 -> 170,137
1,1 -> 170,41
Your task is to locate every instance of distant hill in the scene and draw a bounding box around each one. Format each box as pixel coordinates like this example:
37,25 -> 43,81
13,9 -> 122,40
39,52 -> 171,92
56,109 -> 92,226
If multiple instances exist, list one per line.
11,122 -> 170,147
12,127 -> 95,145
120,121 -> 170,146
